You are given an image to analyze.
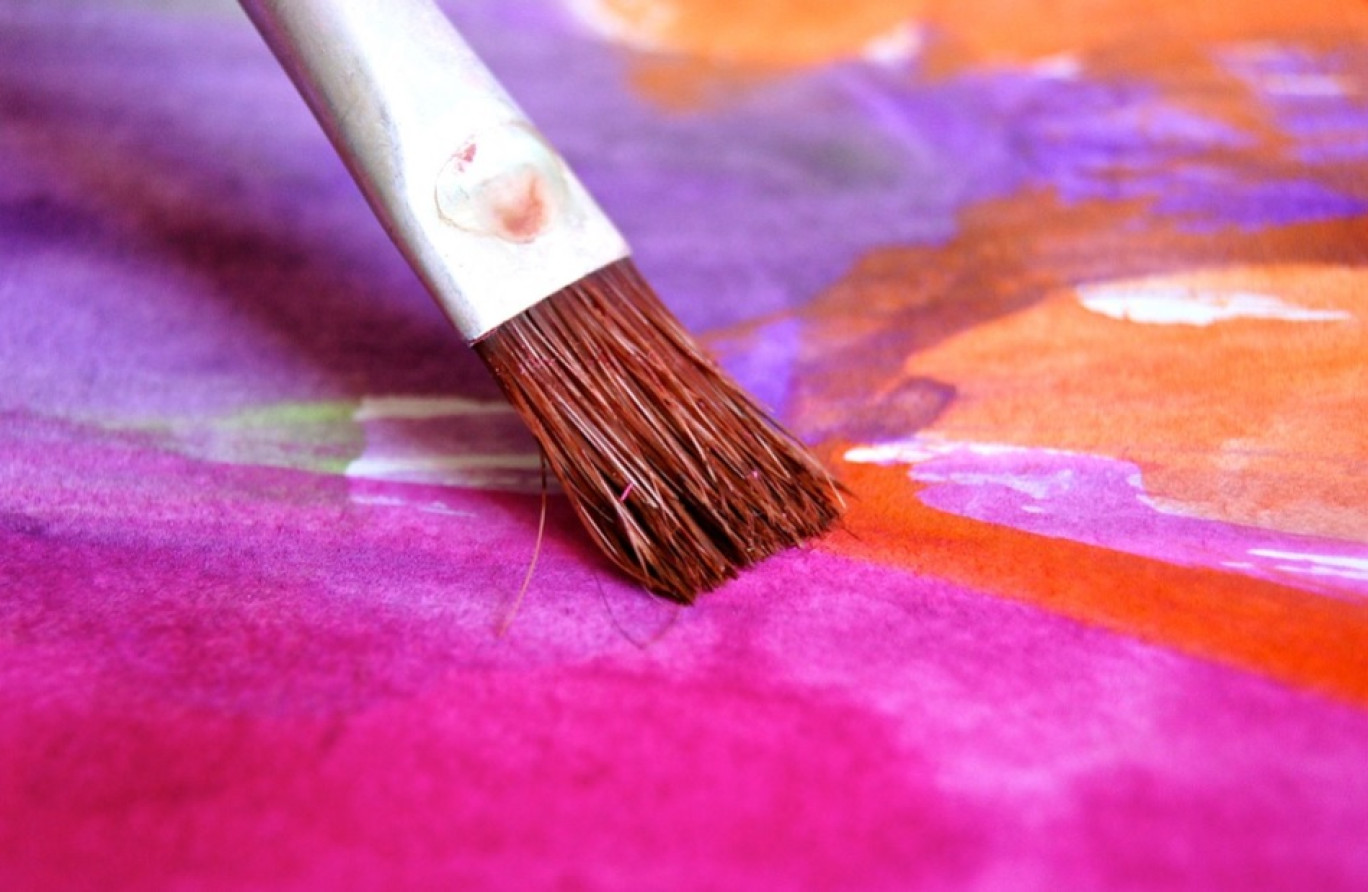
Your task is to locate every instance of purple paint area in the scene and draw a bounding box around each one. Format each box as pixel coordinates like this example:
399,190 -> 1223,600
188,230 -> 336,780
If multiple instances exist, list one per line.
871,441 -> 1368,599
463,6 -> 1365,330
0,9 -> 500,419
707,317 -> 804,413
1142,173 -> 1367,232
1221,43 -> 1368,166
4,5 -> 1360,427
879,60 -> 1368,230
4,414 -> 1368,889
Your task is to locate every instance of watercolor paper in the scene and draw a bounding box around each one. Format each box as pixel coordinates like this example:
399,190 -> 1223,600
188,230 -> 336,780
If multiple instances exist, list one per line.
2,1 -> 1367,888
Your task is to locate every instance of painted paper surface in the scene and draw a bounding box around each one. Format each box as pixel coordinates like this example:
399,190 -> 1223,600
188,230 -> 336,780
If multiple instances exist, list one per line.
2,1 -> 1367,888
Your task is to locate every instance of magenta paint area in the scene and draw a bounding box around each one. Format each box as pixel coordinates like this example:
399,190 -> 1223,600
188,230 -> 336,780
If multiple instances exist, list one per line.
5,415 -> 1368,888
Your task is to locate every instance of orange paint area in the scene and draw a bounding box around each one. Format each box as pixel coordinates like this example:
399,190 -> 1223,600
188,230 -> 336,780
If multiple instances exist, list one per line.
774,195 -> 1368,703
784,197 -> 1368,541
903,263 -> 1367,542
826,459 -> 1368,706
916,0 -> 1368,69
581,0 -> 914,68
571,0 -> 1368,69
572,0 -> 1368,112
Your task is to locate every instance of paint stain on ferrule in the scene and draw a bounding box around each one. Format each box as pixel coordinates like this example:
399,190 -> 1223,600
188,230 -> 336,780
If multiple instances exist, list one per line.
435,124 -> 569,243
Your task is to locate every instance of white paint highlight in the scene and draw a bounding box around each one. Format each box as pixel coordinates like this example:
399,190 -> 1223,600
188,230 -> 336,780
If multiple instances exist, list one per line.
1248,549 -> 1368,583
1078,285 -> 1352,326
347,455 -> 542,477
351,493 -> 476,517
845,436 -> 1076,467
844,442 -> 937,465
914,470 -> 1071,501
562,0 -> 675,49
861,22 -> 924,66
1031,53 -> 1082,80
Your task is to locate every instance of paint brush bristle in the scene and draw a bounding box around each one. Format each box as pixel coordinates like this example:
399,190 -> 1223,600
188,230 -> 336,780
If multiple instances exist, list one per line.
475,258 -> 844,602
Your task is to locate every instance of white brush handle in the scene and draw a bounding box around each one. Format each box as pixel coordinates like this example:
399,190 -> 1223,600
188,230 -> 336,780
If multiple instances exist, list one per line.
239,0 -> 630,339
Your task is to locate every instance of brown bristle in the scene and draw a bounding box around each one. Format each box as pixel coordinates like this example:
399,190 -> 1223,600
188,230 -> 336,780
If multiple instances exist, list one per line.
473,258 -> 844,603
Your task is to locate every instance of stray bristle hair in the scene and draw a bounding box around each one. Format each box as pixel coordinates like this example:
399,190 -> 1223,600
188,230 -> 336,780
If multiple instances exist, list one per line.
474,258 -> 844,603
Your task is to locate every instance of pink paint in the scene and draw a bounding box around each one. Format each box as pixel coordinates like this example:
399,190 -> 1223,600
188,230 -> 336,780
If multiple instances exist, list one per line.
4,416 -> 1368,888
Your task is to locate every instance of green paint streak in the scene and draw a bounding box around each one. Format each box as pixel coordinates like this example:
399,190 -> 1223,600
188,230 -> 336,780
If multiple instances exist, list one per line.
220,401 -> 358,431
96,399 -> 364,475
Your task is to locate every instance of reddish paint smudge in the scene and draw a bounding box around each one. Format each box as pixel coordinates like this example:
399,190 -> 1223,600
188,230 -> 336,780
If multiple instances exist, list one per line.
492,174 -> 550,242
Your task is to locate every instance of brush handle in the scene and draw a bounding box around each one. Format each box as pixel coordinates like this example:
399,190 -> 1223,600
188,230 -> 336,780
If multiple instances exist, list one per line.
238,0 -> 630,339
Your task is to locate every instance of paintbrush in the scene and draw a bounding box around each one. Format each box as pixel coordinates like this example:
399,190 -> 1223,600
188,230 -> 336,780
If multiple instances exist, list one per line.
238,0 -> 843,602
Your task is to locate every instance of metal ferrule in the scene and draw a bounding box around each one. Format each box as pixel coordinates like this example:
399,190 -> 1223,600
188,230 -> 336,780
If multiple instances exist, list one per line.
239,0 -> 631,339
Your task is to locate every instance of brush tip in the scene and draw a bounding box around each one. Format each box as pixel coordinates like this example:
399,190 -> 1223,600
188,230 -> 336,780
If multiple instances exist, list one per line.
475,259 -> 843,602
